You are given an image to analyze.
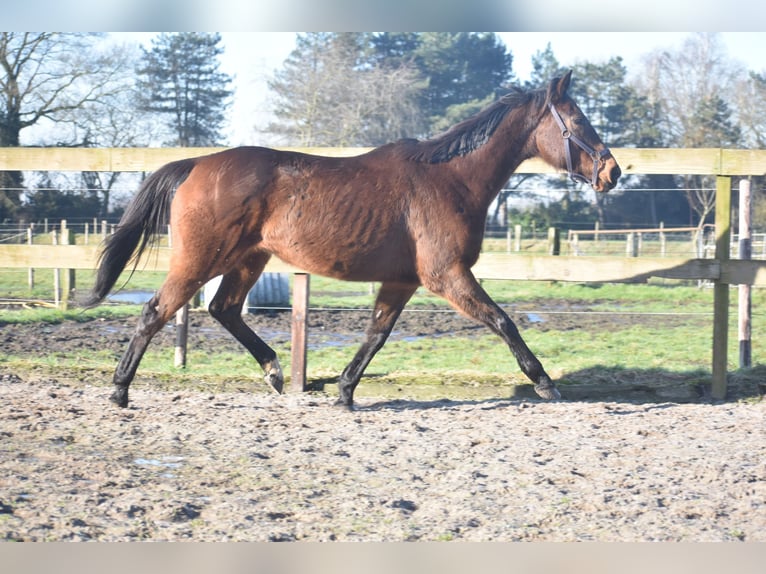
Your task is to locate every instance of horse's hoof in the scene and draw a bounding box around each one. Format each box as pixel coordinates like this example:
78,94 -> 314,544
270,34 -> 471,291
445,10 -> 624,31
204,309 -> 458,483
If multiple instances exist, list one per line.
534,380 -> 561,400
264,358 -> 284,394
333,398 -> 355,411
110,387 -> 129,408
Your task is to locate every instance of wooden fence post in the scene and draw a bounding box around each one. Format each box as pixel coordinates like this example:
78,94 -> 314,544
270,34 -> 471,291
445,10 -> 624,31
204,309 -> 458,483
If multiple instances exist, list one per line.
738,179 -> 752,369
175,304 -> 189,368
51,229 -> 60,307
291,273 -> 310,392
547,227 -> 560,256
513,224 -> 522,252
61,220 -> 75,307
712,176 -> 732,399
27,227 -> 34,289
626,232 -> 638,257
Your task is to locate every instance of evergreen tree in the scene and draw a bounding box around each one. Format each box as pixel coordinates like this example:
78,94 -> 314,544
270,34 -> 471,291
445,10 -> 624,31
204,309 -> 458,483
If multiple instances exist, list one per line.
138,33 -> 232,146
689,94 -> 741,147
268,32 -> 513,145
373,33 -> 513,133
268,33 -> 423,146
524,43 -> 565,89
412,33 -> 513,130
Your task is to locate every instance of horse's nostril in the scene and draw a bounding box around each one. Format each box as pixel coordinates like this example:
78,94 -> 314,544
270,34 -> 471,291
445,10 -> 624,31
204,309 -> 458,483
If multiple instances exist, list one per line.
610,164 -> 622,183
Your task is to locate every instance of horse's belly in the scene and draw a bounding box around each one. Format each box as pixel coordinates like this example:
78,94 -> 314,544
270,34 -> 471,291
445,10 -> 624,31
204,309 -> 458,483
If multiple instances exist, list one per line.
266,237 -> 417,284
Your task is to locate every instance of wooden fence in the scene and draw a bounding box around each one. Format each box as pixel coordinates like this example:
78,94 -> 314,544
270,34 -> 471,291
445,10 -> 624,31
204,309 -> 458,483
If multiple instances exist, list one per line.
2,146 -> 766,399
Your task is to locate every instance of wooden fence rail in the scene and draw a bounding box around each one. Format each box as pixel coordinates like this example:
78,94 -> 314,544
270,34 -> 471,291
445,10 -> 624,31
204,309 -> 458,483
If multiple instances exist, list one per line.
3,146 -> 766,399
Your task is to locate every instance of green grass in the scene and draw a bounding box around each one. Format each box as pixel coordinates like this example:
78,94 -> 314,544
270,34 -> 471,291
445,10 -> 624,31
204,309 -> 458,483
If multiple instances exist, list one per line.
2,260 -> 764,402
0,267 -> 166,302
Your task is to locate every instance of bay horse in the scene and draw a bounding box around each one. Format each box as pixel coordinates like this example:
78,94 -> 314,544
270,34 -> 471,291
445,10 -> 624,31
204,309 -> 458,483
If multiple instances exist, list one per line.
85,71 -> 620,409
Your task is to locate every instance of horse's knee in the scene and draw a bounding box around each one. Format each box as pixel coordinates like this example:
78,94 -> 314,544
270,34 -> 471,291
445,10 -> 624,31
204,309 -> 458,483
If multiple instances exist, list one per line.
139,297 -> 161,326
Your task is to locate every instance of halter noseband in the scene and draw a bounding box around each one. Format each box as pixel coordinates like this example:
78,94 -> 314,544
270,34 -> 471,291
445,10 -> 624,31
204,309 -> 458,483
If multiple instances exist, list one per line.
548,103 -> 611,187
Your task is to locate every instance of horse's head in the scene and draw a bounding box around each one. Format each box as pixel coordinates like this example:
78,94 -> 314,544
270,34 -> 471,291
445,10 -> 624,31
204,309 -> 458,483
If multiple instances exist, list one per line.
536,70 -> 621,193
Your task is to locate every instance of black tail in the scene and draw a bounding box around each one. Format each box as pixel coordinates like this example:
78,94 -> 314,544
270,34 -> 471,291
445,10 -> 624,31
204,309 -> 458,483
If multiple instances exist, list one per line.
83,158 -> 197,308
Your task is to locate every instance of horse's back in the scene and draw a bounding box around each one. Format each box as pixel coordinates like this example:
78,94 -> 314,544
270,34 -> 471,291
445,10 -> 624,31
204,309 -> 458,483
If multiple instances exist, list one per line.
169,145 -> 420,283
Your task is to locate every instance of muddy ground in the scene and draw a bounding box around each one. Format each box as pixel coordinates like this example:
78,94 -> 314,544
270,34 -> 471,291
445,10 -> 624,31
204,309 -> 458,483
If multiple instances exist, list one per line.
1,305 -> 764,541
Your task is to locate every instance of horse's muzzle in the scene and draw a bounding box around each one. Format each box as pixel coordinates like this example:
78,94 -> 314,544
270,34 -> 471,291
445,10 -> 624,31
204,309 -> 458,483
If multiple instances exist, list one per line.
594,159 -> 621,192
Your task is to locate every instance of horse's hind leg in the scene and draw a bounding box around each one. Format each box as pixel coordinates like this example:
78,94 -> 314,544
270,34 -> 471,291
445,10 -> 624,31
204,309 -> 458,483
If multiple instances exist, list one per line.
207,253 -> 284,393
111,275 -> 202,407
337,282 -> 418,409
423,266 -> 560,400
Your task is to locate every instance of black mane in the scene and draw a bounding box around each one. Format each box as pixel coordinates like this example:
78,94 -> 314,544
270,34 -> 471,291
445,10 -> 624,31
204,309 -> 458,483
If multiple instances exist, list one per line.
407,87 -> 545,164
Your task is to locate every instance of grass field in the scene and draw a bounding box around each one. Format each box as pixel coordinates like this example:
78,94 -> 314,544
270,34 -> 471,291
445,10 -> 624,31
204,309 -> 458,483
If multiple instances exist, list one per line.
2,259 -> 764,401
2,229 -> 763,401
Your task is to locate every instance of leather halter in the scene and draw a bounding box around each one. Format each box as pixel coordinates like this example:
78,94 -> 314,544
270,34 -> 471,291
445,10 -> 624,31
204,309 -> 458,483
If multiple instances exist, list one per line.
548,103 -> 611,187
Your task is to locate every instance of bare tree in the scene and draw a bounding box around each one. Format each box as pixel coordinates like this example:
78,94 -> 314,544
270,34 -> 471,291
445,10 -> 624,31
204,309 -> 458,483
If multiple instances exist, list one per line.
734,71 -> 766,149
637,33 -> 744,228
0,33 -> 135,220
638,33 -> 742,144
63,42 -> 167,216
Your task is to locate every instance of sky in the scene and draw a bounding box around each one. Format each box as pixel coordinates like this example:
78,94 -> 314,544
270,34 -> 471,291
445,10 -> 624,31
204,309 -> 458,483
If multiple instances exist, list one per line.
110,32 -> 766,146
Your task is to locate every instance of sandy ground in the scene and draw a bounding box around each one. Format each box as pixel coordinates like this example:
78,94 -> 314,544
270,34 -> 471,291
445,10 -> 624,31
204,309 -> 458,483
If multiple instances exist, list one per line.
1,368 -> 764,541
1,307 -> 764,541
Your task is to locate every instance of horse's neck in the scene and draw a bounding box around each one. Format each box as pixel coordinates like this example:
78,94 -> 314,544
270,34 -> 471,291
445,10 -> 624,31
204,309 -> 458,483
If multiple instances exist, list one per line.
449,113 -> 535,209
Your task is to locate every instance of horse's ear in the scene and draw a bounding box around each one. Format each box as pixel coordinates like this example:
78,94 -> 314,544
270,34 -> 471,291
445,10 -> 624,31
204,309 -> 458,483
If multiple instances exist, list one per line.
546,70 -> 573,104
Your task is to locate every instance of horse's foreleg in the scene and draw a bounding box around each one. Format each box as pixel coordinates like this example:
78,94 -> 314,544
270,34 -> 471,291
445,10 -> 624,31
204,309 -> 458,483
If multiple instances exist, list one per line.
208,255 -> 284,393
424,266 -> 560,400
111,262 -> 211,407
337,282 -> 418,409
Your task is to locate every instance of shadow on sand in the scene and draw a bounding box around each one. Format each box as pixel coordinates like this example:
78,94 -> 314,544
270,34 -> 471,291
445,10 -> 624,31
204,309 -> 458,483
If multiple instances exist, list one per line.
306,364 -> 766,411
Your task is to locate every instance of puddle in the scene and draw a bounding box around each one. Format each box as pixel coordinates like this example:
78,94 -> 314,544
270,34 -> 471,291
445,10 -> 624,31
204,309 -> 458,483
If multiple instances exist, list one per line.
107,291 -> 155,304
133,456 -> 185,477
525,312 -> 545,323
134,456 -> 184,468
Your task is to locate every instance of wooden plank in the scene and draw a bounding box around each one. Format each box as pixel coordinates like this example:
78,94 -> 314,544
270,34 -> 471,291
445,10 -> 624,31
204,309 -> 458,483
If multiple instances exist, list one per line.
290,273 -> 310,392
0,146 -> 373,172
473,253 -> 720,283
0,147 -> 113,172
2,146 -> 764,176
719,259 -> 766,286
6,244 -> 766,285
0,244 -> 171,271
712,176 -> 732,400
0,244 -> 303,275
613,148 -> 723,176
721,149 -> 766,177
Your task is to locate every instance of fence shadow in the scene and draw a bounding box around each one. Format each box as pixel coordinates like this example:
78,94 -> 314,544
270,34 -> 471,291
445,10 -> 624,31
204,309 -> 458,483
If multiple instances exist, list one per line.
564,364 -> 765,403
336,365 -> 765,412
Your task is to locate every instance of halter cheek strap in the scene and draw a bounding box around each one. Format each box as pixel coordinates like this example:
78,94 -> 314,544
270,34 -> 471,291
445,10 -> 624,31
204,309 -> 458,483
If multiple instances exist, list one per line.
548,103 -> 611,187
